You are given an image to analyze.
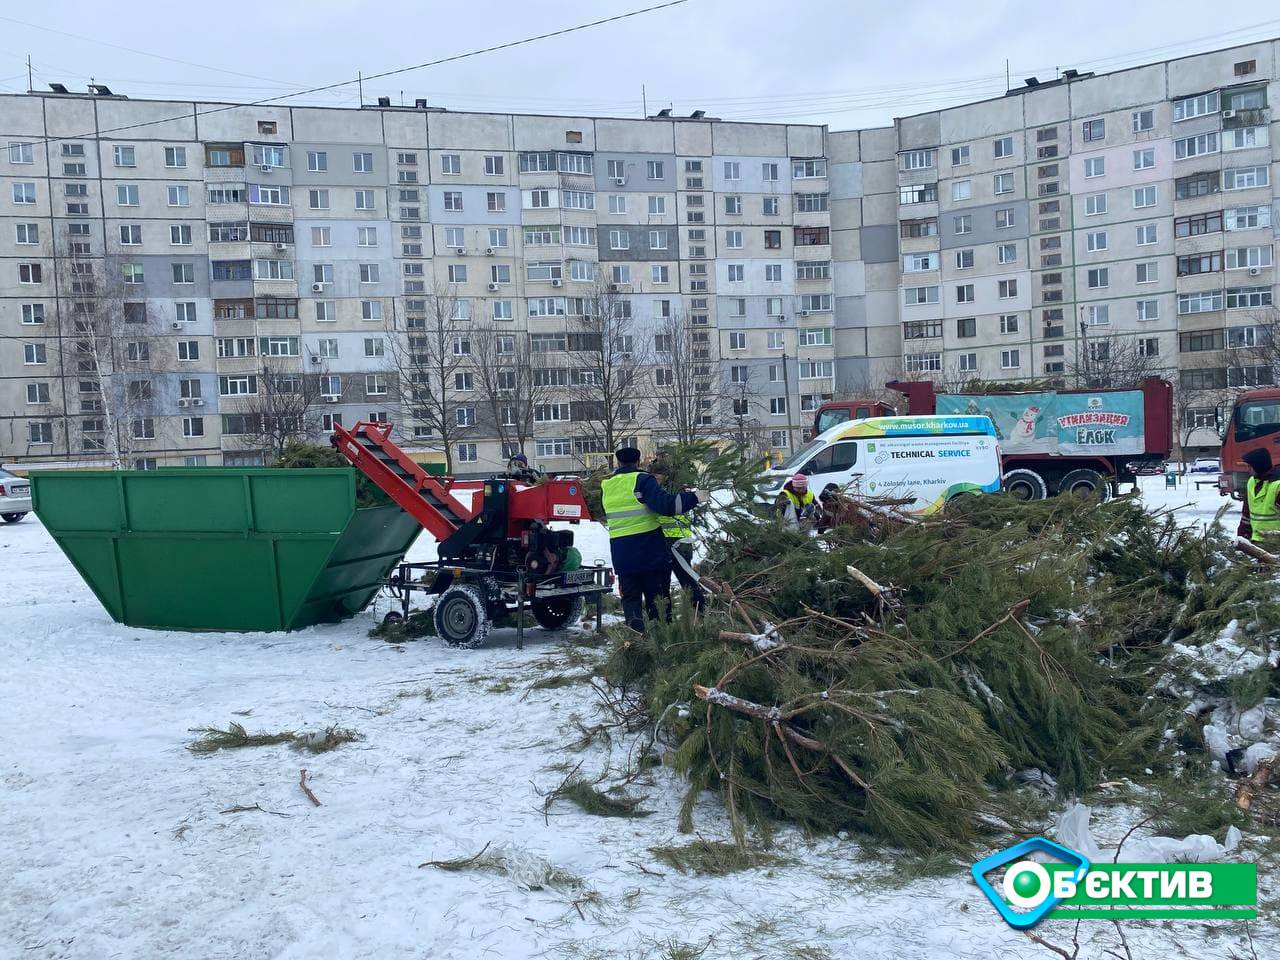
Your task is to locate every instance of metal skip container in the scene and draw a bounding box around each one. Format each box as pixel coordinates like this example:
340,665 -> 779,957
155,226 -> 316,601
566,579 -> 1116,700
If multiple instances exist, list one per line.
32,468 -> 421,632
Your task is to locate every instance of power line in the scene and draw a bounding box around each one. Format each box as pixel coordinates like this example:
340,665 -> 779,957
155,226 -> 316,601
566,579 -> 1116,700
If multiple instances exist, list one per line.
18,0 -> 691,147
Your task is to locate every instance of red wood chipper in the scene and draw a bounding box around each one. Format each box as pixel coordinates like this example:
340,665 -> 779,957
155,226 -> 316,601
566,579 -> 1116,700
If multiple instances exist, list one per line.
333,420 -> 613,649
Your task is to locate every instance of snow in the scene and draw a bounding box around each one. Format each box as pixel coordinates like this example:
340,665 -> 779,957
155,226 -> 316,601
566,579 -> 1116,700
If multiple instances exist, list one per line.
0,483 -> 1268,959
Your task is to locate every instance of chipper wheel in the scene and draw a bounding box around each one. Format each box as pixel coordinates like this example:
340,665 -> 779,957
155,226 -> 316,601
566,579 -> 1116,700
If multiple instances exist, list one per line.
434,584 -> 492,649
530,595 -> 586,631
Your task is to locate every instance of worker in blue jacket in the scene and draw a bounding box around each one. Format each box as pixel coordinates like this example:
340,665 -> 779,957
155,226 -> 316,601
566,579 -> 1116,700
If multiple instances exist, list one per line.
600,446 -> 701,631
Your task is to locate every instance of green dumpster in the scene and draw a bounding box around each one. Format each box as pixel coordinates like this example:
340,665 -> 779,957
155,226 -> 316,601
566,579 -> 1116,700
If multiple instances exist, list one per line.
32,468 -> 422,632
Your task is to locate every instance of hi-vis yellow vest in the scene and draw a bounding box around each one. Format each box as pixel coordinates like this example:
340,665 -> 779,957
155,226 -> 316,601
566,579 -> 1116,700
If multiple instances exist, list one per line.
659,512 -> 692,540
783,487 -> 815,511
1247,476 -> 1280,542
601,471 -> 661,539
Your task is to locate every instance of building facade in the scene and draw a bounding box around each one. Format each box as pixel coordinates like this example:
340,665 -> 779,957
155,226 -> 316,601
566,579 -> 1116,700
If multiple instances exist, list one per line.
0,37 -> 1276,470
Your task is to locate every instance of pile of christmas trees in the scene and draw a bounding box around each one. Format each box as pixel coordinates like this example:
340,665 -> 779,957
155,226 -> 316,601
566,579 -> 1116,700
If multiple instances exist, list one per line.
603,476 -> 1280,852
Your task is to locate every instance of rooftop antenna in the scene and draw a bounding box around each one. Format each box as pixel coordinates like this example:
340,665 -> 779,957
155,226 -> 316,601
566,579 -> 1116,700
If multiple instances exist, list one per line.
357,70 -> 363,107
642,83 -> 647,117
1005,58 -> 1010,93
26,54 -> 32,93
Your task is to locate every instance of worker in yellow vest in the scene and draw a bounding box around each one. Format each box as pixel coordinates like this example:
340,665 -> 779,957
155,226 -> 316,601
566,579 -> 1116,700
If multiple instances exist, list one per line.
650,457 -> 706,614
774,473 -> 819,527
600,447 -> 701,631
1237,448 -> 1280,546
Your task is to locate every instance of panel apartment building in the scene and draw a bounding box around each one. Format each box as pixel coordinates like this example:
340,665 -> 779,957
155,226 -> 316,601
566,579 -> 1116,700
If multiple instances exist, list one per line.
0,37 -> 1276,470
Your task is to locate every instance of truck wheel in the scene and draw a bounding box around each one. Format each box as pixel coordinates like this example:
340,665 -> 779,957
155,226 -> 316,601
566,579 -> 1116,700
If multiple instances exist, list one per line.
1,513 -> 25,523
1002,469 -> 1048,501
1058,469 -> 1109,501
531,595 -> 585,631
434,584 -> 492,649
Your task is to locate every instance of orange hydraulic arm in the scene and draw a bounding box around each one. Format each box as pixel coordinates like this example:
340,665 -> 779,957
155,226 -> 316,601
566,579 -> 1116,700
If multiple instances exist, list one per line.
331,421 -> 474,542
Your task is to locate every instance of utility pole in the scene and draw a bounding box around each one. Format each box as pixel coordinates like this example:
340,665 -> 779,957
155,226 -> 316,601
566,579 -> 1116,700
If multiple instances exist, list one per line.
641,84 -> 647,117
781,349 -> 795,453
357,71 -> 363,107
26,54 -> 33,93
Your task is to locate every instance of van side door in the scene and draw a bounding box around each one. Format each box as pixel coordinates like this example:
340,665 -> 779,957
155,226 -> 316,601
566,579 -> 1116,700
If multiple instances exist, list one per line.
801,441 -> 859,494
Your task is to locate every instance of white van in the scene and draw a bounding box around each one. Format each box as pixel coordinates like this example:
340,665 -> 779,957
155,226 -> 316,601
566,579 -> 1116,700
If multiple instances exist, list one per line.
762,415 -> 1003,516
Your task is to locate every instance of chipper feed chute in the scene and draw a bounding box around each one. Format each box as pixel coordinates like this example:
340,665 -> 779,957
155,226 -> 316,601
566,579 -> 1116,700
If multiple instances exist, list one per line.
32,467 -> 422,632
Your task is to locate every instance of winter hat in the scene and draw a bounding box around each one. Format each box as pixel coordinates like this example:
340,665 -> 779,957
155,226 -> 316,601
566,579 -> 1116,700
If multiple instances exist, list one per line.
1242,448 -> 1272,476
791,473 -> 809,491
510,453 -> 528,465
615,447 -> 642,465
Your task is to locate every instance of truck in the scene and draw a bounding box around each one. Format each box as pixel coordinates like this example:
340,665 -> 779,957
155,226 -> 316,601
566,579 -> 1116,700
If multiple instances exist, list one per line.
1216,387 -> 1280,498
812,377 -> 1173,500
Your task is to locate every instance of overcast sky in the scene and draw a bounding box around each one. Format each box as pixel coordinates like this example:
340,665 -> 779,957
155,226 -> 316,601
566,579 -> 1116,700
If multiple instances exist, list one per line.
1,1 -> 1278,131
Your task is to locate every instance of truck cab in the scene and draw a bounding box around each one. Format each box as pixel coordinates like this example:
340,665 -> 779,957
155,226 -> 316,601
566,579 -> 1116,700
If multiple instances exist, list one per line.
1218,388 -> 1280,498
812,399 -> 896,435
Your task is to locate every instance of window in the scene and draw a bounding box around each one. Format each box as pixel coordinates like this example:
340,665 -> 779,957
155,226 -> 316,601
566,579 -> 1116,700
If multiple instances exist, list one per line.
901,150 -> 933,170
762,196 -> 779,216
355,189 -> 375,210
447,264 -> 468,284
1084,156 -> 1105,179
995,208 -> 1014,229
905,352 -> 942,373
800,327 -> 833,347
1226,206 -> 1272,231
479,153 -> 505,177
8,141 -> 34,163
900,184 -> 938,204
1086,231 -> 1108,252
1224,127 -> 1270,152
361,300 -> 383,321
1174,91 -> 1220,121
1175,132 -> 1218,159
646,160 -> 664,180
1133,148 -> 1155,171
727,264 -> 744,283
1132,185 -> 1156,208
350,151 -> 374,173
996,314 -> 1018,335
359,263 -> 380,284
493,300 -> 513,321
1001,349 -> 1021,370
952,179 -> 972,202
1087,268 -> 1109,289
648,230 -> 668,251
249,183 -> 289,206
998,279 -> 1018,299
770,397 -> 788,416
23,343 -> 47,364
172,262 -> 196,284
440,153 -> 461,176
1085,193 -> 1107,216
1135,223 -> 1157,245
1132,109 -> 1154,132
1082,119 -> 1104,142
365,374 -> 388,397
905,286 -> 940,305
1226,246 -> 1273,270
729,331 -> 747,350
1136,261 -> 1157,284
21,304 -> 44,325
1136,299 -> 1159,322
115,184 -> 139,207
170,224 -> 193,246
792,159 -> 826,178
799,360 -> 833,379
1226,286 -> 1273,309
947,145 -> 970,166
994,173 -> 1013,194
953,215 -> 972,235
1177,291 -> 1223,315
993,136 -> 1013,158
955,284 -> 974,304
956,317 -> 976,338
796,193 -> 828,212
724,195 -> 742,215
652,265 -> 670,284
306,188 -> 331,211
998,243 -> 1016,264
18,263 -> 43,285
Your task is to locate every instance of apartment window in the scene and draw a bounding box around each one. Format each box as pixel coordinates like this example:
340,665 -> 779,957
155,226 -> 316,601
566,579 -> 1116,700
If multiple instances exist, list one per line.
359,263 -> 380,283
351,151 -> 374,173
170,224 -> 194,246
361,300 -> 383,321
1223,166 -> 1269,191
1174,132 -> 1218,159
116,184 -> 139,206
998,243 -> 1016,264
1226,246 -> 1273,270
1136,223 -> 1158,245
1086,231 -> 1107,252
955,284 -> 974,304
110,144 -> 136,168
993,136 -> 1013,158
482,154 -> 505,176
956,317 -> 976,338
1225,206 -> 1271,231
1133,148 -> 1155,171
646,160 -> 664,180
954,215 -> 972,235
729,298 -> 746,318
307,188 -> 330,210
724,195 -> 742,216
792,159 -> 826,178
728,331 -> 747,351
901,150 -> 934,170
366,374 -> 388,396
1087,268 -> 1109,289
23,343 -> 47,364
355,189 -> 375,210
442,226 -> 465,249
1136,261 -> 1158,284
1084,156 -> 1104,179
994,173 -> 1013,194
1178,291 -> 1224,314
18,263 -> 43,285
762,196 -> 779,216
951,249 -> 973,270
797,260 -> 830,280
1085,193 -> 1107,216
21,304 -> 44,325
796,192 -> 828,212
438,191 -> 463,213
1082,119 -> 1104,142
1174,91 -> 1220,121
447,264 -> 468,284
764,229 -> 782,249
1132,185 -> 1156,208
1224,127 -> 1270,152
952,179 -> 972,202
999,314 -> 1019,335
1226,286 -> 1272,309
900,184 -> 937,204
249,184 -> 289,205
7,141 -> 35,164
769,397 -> 788,416
905,252 -> 936,273
1136,299 -> 1159,322
998,279 -> 1018,299
905,352 -> 942,373
493,300 -> 513,321
1001,349 -> 1021,370
440,153 -> 461,175
649,230 -> 668,250
995,208 -> 1014,229
172,262 -> 195,284
1132,109 -> 1154,132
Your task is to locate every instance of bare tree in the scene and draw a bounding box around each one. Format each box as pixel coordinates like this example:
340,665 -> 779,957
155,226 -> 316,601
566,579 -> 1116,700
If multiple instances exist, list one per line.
50,230 -> 169,467
565,280 -> 649,458
469,323 -> 553,463
650,309 -> 719,446
724,367 -> 770,459
383,282 -> 469,473
233,363 -> 328,461
1067,332 -> 1168,389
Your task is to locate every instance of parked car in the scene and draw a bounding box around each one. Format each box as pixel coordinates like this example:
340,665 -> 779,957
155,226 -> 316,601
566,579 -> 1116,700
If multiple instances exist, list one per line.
1191,458 -> 1221,475
0,468 -> 30,522
1133,461 -> 1167,476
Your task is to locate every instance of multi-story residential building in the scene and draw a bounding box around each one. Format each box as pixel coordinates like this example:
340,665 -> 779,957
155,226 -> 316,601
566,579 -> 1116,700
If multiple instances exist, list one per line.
0,37 -> 1275,470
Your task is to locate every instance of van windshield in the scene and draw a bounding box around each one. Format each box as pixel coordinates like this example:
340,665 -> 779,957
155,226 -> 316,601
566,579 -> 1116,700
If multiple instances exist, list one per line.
775,437 -> 825,472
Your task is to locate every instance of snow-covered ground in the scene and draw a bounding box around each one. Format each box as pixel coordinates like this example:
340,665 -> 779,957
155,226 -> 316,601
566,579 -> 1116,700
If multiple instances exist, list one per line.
0,481 -> 1263,959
